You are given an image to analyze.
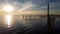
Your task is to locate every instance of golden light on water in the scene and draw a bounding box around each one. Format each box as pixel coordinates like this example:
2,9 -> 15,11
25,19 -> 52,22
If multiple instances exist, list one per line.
3,5 -> 15,12
2,4 -> 14,28
5,15 -> 12,28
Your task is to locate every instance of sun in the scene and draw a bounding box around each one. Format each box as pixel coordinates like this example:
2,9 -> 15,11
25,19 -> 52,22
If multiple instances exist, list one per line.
3,4 -> 15,12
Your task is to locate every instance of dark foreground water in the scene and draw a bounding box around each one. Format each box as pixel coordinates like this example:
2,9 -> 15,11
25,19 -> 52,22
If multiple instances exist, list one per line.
0,15 -> 60,34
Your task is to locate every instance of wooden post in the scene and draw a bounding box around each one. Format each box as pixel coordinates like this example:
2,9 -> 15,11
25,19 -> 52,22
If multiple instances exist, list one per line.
47,3 -> 51,33
47,4 -> 55,34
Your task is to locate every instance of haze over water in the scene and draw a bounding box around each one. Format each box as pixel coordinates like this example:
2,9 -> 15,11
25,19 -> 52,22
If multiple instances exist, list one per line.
0,0 -> 60,34
0,14 -> 60,34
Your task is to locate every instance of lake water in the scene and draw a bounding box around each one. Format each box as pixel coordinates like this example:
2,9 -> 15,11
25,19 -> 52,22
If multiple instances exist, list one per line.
0,15 -> 60,34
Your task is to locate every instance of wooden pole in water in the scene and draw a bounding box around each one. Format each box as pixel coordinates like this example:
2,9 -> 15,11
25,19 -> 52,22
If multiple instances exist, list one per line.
47,3 -> 54,33
47,4 -> 54,34
47,3 -> 51,33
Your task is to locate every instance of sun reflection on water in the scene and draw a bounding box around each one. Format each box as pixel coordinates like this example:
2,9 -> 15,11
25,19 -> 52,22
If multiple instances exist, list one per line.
5,15 -> 12,28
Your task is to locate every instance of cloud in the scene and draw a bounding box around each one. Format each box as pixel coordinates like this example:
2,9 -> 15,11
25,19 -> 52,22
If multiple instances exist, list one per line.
17,1 -> 37,12
50,2 -> 60,7
0,0 -> 60,15
0,0 -> 3,2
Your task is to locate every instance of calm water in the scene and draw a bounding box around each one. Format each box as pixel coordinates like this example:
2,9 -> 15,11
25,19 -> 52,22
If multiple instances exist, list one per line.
0,15 -> 60,34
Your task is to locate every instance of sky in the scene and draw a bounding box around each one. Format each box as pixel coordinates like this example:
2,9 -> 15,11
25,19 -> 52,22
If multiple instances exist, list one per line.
0,0 -> 60,15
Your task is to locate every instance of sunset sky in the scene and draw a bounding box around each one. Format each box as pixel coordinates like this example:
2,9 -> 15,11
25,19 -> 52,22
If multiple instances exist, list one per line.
0,0 -> 60,15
